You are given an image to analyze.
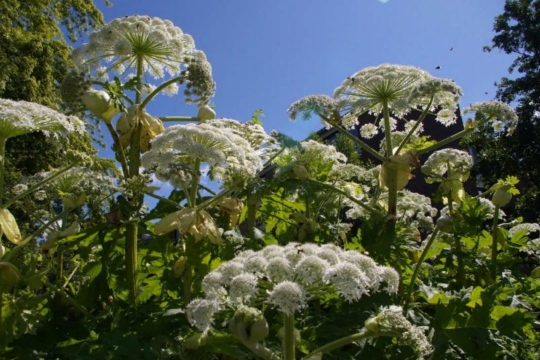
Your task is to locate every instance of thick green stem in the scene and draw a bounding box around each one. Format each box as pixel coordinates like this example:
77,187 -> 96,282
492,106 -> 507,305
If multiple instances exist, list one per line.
45,281 -> 96,322
4,208 -> 74,262
159,116 -> 199,122
382,100 -> 393,157
124,54 -> 144,306
417,117 -> 492,155
125,223 -> 138,305
247,193 -> 258,240
283,313 -> 296,360
140,76 -> 186,110
0,137 -> 6,206
144,191 -> 183,209
104,122 -> 129,178
448,197 -> 464,285
196,188 -> 234,212
305,180 -> 385,217
319,113 -> 387,163
395,95 -> 435,155
403,227 -> 440,310
182,237 -> 193,303
302,328 -> 398,359
382,100 -> 398,221
491,207 -> 500,279
190,160 -> 201,206
4,163 -> 78,209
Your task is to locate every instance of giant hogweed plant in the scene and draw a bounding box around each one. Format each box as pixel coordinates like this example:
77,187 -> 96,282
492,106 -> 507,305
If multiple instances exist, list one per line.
0,15 -> 537,360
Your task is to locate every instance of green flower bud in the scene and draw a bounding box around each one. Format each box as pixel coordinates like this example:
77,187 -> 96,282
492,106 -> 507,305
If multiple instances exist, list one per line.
436,214 -> 453,233
230,306 -> 269,344
173,256 -> 187,277
197,105 -> 216,122
492,190 -> 512,208
365,317 -> 380,333
82,89 -> 112,116
293,164 -> 309,180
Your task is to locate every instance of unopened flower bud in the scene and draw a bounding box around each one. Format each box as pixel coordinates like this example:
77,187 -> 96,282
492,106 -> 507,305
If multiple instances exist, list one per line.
0,209 -> 22,244
229,306 -> 269,344
492,190 -> 512,208
436,214 -> 453,233
197,105 -> 216,122
173,256 -> 187,277
344,184 -> 355,197
293,164 -> 309,180
82,89 -> 112,116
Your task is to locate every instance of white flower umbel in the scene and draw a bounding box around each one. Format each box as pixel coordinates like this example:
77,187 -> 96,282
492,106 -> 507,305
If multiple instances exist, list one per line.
73,16 -> 194,78
287,95 -> 338,122
142,119 -> 267,188
0,98 -> 85,140
191,242 -> 400,324
186,298 -> 220,333
508,223 -> 540,239
463,101 -> 519,134
333,64 -> 460,122
422,149 -> 473,178
360,123 -> 379,139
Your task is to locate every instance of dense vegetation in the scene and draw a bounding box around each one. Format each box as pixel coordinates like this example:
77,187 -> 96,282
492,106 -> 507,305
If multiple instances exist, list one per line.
0,3 -> 538,360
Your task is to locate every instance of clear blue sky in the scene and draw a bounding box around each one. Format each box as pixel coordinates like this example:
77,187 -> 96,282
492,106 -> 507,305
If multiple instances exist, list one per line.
90,0 -> 515,202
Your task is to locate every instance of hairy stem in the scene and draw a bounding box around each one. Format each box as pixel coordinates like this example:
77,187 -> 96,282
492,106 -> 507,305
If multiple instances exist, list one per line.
0,137 -> 6,206
144,191 -> 183,209
320,112 -> 386,162
190,160 -> 201,206
491,207 -> 500,279
247,193 -> 258,240
104,122 -> 129,178
124,54 -> 145,305
303,328 -> 399,359
417,117 -> 492,155
403,227 -> 440,310
140,76 -> 186,110
283,313 -> 296,360
382,100 -> 398,222
395,94 -> 435,155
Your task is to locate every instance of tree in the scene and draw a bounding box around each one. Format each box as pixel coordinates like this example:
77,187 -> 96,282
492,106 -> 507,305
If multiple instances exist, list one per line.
463,0 -> 540,222
0,0 -> 111,235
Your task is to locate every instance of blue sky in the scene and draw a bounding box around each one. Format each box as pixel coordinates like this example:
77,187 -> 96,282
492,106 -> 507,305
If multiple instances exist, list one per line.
90,0 -> 515,204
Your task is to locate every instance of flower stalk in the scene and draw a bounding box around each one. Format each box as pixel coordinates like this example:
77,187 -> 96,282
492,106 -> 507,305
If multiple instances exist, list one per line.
403,227 -> 439,310
491,206 -> 500,279
283,313 -> 296,360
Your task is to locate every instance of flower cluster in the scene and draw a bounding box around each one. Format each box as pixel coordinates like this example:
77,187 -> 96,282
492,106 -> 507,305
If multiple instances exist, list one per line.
0,98 -> 85,140
73,16 -> 194,78
333,65 -> 461,126
366,305 -> 433,358
72,16 -> 215,105
508,223 -> 540,239
23,167 -> 114,208
463,101 -> 519,134
142,119 -> 267,188
422,149 -> 473,178
186,243 -> 399,333
287,95 -> 338,122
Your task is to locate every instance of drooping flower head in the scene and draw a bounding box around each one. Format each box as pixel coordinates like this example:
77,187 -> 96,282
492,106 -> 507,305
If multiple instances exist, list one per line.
0,98 -> 85,140
187,243 -> 400,333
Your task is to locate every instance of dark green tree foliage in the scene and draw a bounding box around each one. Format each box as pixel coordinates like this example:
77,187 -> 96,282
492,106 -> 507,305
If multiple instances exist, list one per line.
0,0 -> 110,234
464,0 -> 540,222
